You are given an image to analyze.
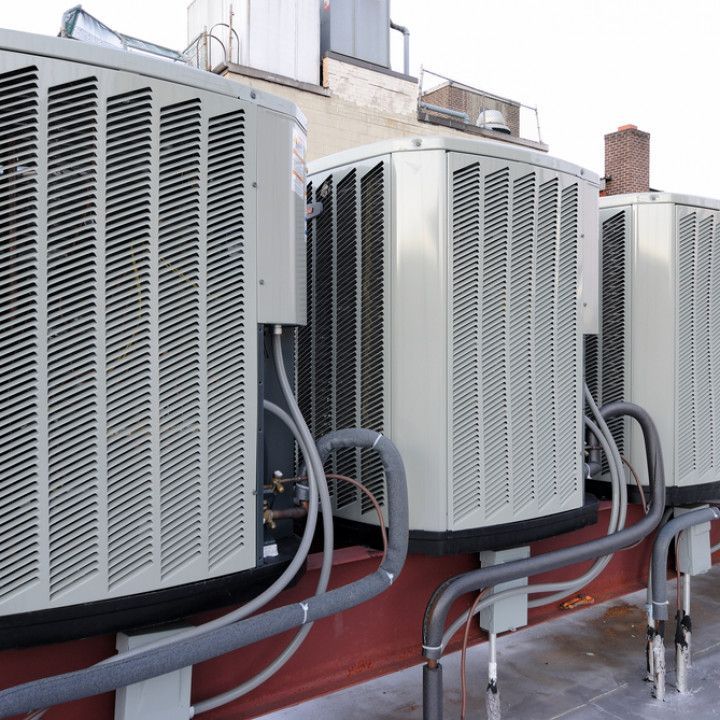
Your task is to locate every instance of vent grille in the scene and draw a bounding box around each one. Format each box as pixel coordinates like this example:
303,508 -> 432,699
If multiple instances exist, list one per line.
206,110 -> 246,569
597,210 -> 627,454
158,99 -> 202,579
334,170 -> 360,509
359,163 -> 386,514
105,88 -> 153,588
0,66 -> 41,601
509,173 -> 537,512
481,168 -> 511,517
0,57 -> 255,614
450,166 -> 581,524
450,163 -> 482,520
46,77 -> 101,599
675,211 -> 719,482
299,162 -> 386,520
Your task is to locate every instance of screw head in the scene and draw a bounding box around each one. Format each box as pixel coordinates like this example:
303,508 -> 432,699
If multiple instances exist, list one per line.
250,90 -> 257,99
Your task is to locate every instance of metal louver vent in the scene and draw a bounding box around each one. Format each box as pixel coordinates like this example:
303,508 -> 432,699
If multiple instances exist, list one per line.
105,88 -> 153,589
298,162 -> 386,520
358,163 -> 386,514
450,165 -> 581,524
677,213 -> 696,478
158,99 -> 203,579
206,110 -> 246,569
47,76 -> 101,599
598,210 -> 627,454
334,170 -> 360,510
676,211 -> 719,482
0,66 -> 41,601
695,216 -> 714,477
481,167 -> 511,517
0,54 -> 256,616
450,162 -> 482,521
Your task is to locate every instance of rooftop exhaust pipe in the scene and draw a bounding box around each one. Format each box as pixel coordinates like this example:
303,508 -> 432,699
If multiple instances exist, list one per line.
476,109 -> 511,134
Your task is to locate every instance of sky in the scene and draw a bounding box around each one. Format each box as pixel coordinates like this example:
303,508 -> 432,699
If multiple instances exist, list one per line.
3,0 -> 718,197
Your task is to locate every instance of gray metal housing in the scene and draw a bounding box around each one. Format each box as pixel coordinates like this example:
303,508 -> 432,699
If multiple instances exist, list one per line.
304,137 -> 599,532
320,0 -> 391,68
590,193 -> 720,490
0,29 -> 304,616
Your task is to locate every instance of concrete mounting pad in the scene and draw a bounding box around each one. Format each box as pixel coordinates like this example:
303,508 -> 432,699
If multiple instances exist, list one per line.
258,565 -> 720,719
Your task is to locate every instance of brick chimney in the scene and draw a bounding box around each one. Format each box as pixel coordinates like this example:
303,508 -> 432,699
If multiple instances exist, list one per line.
602,124 -> 650,196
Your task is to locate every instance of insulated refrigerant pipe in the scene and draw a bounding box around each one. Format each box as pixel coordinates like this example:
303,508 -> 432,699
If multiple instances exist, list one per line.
422,401 -> 665,720
0,428 -> 408,719
648,506 -> 720,701
650,507 -> 720,622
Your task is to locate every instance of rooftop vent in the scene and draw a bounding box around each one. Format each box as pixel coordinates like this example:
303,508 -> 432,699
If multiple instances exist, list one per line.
476,109 -> 511,134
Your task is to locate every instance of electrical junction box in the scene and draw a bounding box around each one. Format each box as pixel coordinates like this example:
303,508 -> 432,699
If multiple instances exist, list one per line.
479,547 -> 530,634
674,506 -> 712,576
303,137 -> 599,553
115,627 -> 192,720
587,194 -> 720,501
0,29 -> 305,636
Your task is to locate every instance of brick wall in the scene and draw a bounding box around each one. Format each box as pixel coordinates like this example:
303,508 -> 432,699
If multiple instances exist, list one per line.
603,124 -> 650,195
422,82 -> 521,136
224,58 -> 522,162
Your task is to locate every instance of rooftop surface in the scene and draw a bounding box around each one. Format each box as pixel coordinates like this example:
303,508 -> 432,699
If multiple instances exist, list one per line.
259,565 -> 720,720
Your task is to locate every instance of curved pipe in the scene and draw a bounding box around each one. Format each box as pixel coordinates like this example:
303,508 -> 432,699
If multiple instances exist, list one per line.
390,20 -> 410,75
650,507 -> 720,622
422,400 -> 665,660
0,429 -> 408,719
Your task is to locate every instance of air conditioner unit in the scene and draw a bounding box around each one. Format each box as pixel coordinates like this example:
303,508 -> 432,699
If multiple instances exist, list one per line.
302,137 -> 599,554
0,29 -> 306,646
587,193 -> 720,503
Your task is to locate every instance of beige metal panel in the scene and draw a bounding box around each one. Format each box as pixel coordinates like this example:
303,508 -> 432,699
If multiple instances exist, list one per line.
628,202 -> 676,485
391,149 -> 449,532
256,106 -> 308,325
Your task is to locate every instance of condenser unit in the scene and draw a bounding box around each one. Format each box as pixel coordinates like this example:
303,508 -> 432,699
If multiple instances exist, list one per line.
587,193 -> 720,503
302,138 -> 599,554
0,29 -> 306,645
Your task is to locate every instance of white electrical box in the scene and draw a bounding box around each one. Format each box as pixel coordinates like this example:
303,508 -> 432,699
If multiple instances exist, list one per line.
303,138 -> 599,549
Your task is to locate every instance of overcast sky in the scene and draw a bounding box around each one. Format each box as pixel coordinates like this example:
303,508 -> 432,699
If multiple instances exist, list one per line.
4,1 -> 717,197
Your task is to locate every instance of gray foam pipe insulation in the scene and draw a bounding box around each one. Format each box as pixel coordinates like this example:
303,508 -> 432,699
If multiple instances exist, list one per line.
0,428 -> 408,718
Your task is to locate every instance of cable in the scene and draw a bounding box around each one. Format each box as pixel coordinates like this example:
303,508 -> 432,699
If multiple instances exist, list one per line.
192,328 -> 335,715
326,474 -> 388,558
19,395 -> 326,720
621,454 -> 648,513
0,428 -> 408,718
460,589 -> 488,720
440,385 -> 630,651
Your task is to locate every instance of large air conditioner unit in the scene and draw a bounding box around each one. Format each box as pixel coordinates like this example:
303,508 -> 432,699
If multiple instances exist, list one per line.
587,193 -> 720,503
0,29 -> 306,646
302,138 -> 600,554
